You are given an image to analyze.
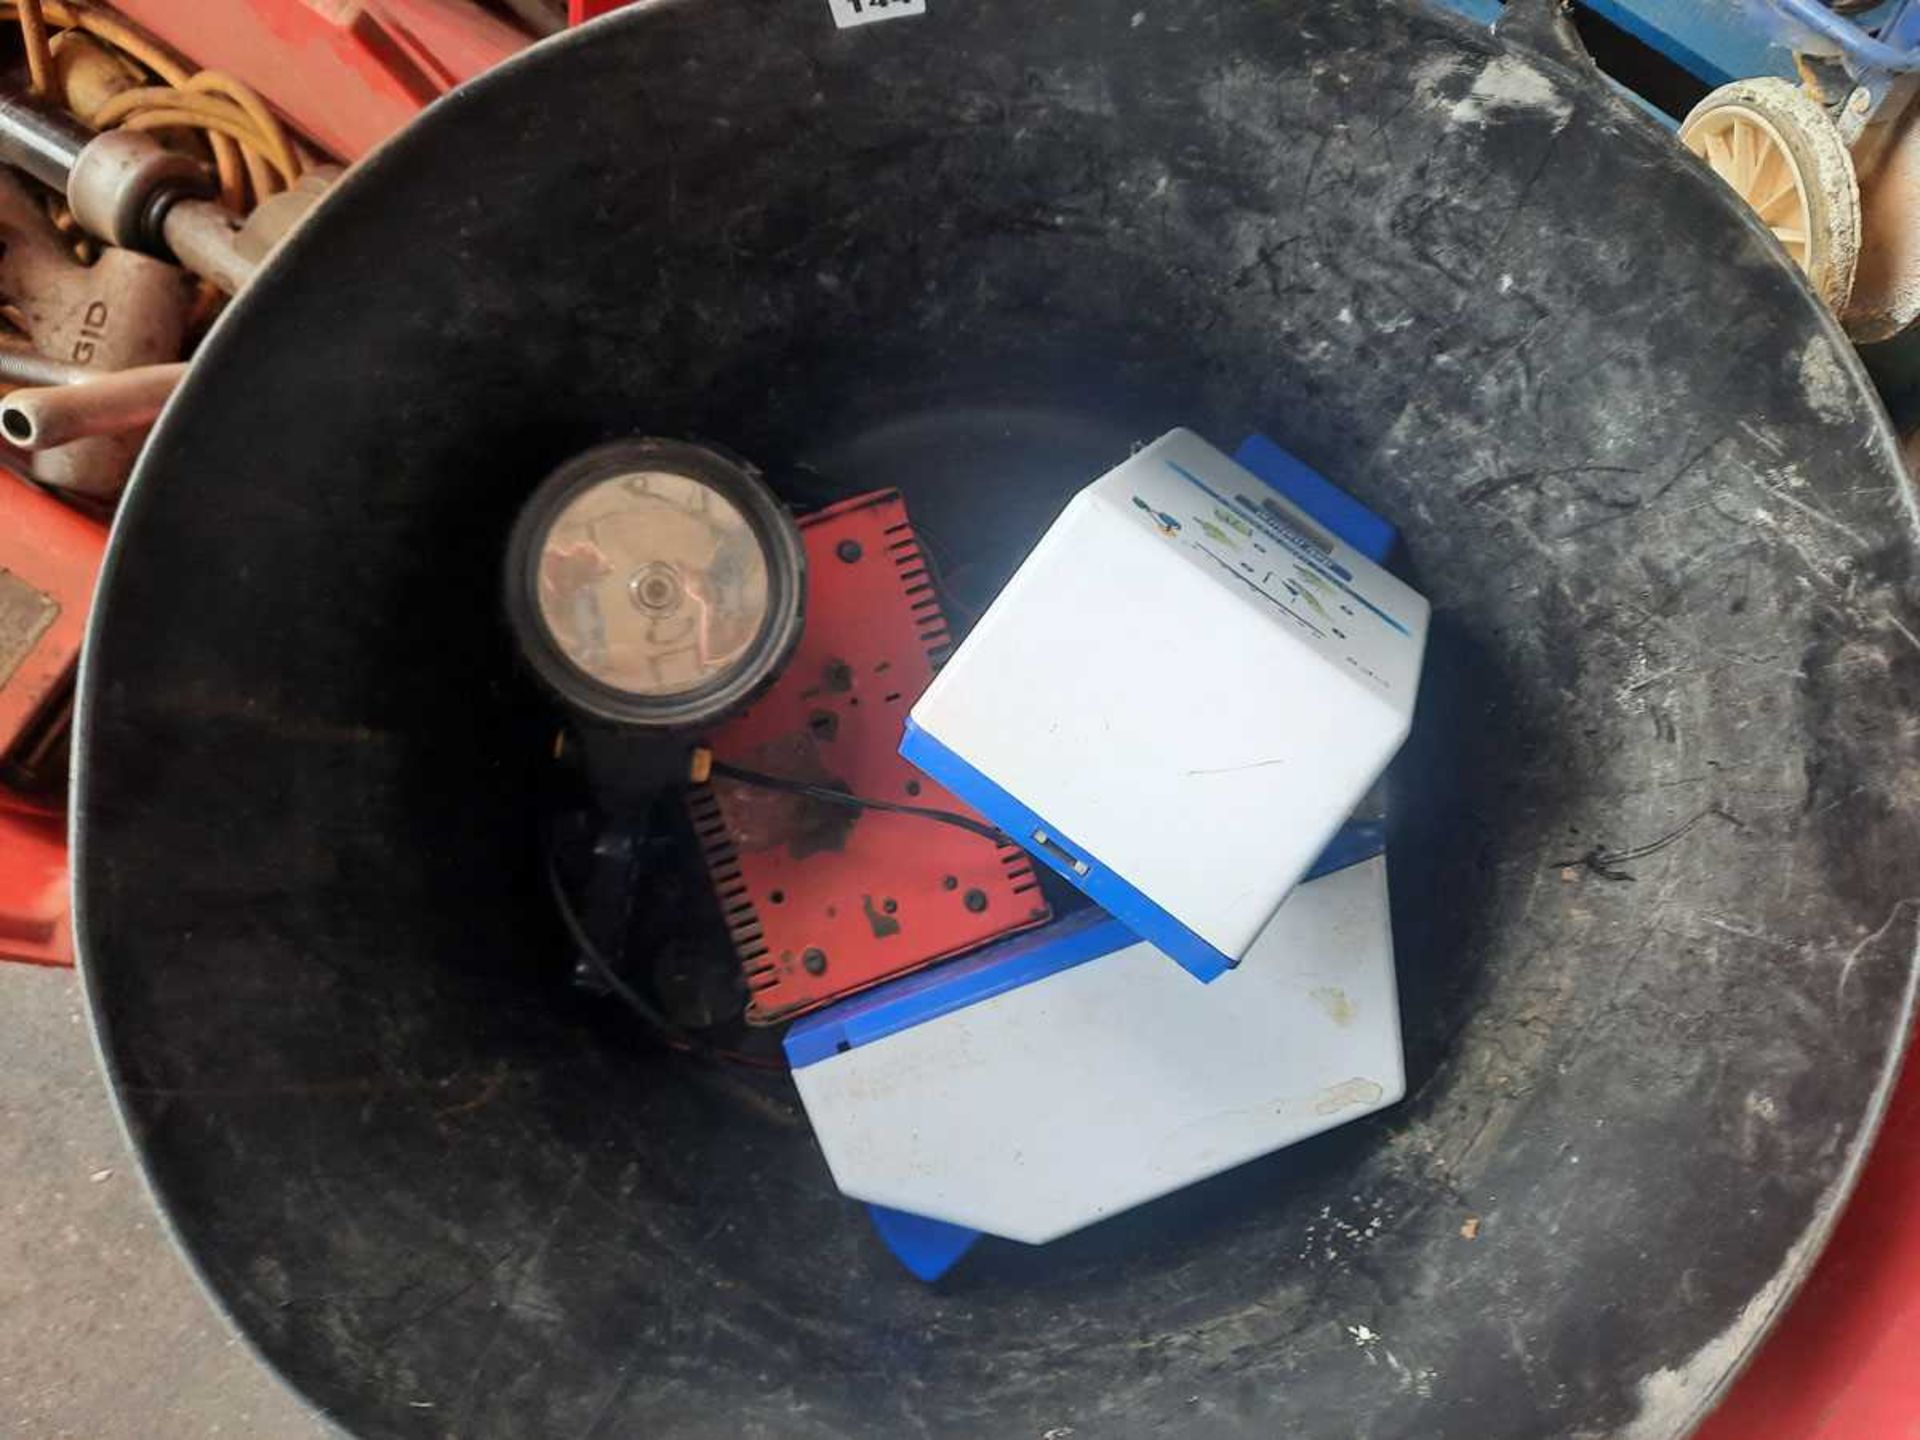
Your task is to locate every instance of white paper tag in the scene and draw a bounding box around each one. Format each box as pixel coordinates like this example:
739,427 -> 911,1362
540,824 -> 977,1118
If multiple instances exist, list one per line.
828,0 -> 925,28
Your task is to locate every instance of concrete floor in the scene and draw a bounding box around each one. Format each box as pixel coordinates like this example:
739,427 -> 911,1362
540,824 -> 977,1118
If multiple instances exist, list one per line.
0,962 -> 331,1439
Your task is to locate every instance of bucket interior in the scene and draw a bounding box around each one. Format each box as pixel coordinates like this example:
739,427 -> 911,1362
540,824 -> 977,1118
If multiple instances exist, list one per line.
75,2 -> 1920,1436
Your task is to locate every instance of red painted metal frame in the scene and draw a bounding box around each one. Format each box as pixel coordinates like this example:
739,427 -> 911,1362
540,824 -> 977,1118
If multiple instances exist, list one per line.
688,490 -> 1048,1025
0,810 -> 70,967
1697,1038 -> 1920,1438
568,0 -> 635,24
0,474 -> 101,765
0,472 -> 103,968
0,0 -> 531,969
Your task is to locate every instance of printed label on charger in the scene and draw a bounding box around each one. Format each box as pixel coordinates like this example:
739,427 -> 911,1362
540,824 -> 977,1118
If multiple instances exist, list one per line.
829,0 -> 925,27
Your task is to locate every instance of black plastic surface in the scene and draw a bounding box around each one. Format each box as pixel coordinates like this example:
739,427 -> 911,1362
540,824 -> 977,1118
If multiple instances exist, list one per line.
75,2 -> 1920,1436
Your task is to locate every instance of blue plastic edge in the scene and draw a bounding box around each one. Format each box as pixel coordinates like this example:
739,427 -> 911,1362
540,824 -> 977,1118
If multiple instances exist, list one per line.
898,718 -> 1238,982
865,1205 -> 982,1281
1233,433 -> 1398,565
785,904 -> 1137,1068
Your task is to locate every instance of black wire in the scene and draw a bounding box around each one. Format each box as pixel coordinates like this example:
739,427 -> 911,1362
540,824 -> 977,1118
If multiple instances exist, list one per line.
1550,805 -> 1743,881
707,760 -> 1007,844
544,844 -> 678,1029
543,842 -> 787,1071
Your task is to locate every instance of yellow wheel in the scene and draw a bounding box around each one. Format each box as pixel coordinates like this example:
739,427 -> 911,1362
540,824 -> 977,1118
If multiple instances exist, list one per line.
1680,77 -> 1860,313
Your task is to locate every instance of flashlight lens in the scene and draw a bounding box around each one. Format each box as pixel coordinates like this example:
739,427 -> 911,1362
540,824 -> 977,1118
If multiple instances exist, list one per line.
533,469 -> 772,699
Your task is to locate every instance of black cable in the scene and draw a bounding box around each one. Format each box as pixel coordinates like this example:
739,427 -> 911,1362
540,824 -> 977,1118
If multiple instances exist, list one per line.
1550,804 -> 1743,881
707,759 -> 1007,844
544,844 -> 678,1029
543,842 -> 787,1071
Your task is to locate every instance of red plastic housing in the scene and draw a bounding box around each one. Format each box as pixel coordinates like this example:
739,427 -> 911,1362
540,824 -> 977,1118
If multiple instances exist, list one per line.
688,490 -> 1048,1025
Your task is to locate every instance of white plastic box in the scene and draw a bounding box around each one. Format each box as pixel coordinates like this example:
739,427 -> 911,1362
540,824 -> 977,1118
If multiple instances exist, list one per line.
901,429 -> 1429,981
785,855 -> 1404,1248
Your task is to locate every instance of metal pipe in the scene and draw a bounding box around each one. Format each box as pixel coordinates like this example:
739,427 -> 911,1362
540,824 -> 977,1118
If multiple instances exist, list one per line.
0,82 -> 88,190
0,362 -> 187,449
0,81 -> 252,293
1883,0 -> 1920,52
159,199 -> 258,296
1766,0 -> 1920,71
0,341 -> 94,389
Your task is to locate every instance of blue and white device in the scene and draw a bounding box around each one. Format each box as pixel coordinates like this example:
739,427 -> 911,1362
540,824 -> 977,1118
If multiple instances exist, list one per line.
901,430 -> 1428,981
785,853 -> 1404,1278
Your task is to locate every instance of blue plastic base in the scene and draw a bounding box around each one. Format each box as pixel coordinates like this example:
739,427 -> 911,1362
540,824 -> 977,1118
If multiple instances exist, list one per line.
786,823 -> 1386,1072
786,907 -> 1132,1068
865,1205 -> 981,1281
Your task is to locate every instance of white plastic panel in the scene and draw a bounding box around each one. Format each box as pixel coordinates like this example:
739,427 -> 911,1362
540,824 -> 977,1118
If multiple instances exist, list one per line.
792,856 -> 1404,1244
908,429 -> 1427,963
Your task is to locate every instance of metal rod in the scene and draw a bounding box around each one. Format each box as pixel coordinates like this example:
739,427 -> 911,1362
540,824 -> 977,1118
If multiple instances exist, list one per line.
1884,0 -> 1920,53
159,199 -> 258,296
1766,0 -> 1920,71
0,81 -> 90,191
0,341 -> 94,389
0,362 -> 187,449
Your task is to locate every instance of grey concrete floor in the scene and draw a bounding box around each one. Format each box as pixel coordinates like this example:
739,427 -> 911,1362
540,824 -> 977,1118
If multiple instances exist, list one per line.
1,962 -> 331,1439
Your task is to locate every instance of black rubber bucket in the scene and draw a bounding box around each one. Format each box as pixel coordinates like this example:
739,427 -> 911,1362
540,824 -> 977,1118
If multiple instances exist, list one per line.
75,2 -> 1920,1436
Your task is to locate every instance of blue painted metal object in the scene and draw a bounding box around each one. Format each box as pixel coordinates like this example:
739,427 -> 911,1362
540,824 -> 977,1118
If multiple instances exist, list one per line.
1761,0 -> 1920,71
1759,0 -> 1920,117
1580,0 -> 1806,86
1429,0 -> 1916,106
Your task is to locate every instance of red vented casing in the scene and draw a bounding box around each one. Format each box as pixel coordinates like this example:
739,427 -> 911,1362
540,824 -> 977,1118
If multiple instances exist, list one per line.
688,490 -> 1048,1025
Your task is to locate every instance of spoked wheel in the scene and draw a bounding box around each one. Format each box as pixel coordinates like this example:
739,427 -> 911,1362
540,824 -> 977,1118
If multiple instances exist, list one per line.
1680,77 -> 1861,313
